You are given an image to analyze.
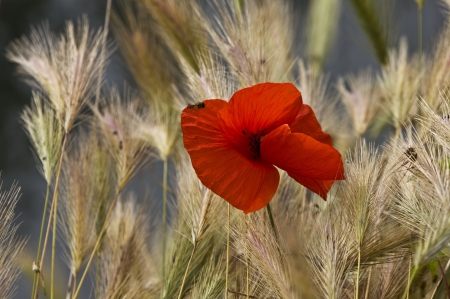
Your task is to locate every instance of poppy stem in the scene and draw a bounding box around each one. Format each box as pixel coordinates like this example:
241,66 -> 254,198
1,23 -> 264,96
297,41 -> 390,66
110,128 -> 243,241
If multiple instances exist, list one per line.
245,215 -> 249,299
225,203 -> 230,299
266,203 -> 285,262
266,203 -> 278,240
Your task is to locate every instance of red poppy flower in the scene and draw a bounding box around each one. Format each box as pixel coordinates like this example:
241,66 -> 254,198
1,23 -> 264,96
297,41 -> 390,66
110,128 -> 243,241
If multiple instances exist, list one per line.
181,82 -> 345,213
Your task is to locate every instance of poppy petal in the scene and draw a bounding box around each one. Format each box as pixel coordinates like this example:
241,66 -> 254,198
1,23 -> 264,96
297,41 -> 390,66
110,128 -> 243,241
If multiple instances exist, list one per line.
217,83 -> 302,157
260,124 -> 344,198
290,104 -> 332,145
293,177 -> 335,200
181,99 -> 280,213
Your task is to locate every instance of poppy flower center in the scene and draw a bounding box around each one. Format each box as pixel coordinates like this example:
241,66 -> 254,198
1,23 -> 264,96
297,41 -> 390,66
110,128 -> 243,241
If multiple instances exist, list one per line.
243,129 -> 266,159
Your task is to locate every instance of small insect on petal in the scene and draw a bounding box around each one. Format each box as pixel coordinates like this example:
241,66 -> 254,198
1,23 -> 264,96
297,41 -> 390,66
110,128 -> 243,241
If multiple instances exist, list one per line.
187,102 -> 206,109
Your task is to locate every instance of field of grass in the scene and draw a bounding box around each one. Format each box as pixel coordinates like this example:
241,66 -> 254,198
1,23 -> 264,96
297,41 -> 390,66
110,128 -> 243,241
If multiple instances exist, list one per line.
3,0 -> 450,298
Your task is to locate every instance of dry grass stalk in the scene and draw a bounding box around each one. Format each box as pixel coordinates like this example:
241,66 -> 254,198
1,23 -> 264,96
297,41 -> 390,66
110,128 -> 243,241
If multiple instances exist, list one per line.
236,211 -> 295,299
112,0 -> 177,109
7,18 -> 109,131
21,92 -> 64,184
59,128 -> 116,295
378,39 -> 421,135
12,1 -> 450,299
98,196 -> 155,299
421,21 -> 450,109
161,158 -> 225,299
179,50 -> 236,103
142,0 -> 206,74
93,89 -> 151,190
306,204 -> 356,299
134,102 -> 181,163
202,0 -> 294,86
297,61 -> 352,152
0,179 -> 27,299
337,70 -> 380,137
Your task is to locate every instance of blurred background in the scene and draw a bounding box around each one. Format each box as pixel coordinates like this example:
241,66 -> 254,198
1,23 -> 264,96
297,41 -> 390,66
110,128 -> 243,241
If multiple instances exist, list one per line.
0,0 -> 446,297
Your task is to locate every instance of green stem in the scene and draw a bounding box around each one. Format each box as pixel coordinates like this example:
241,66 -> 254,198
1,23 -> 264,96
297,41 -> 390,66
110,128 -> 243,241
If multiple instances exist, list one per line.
48,131 -> 69,299
430,259 -> 450,298
364,268 -> 372,299
34,130 -> 69,299
177,242 -> 197,299
72,190 -> 122,299
225,203 -> 230,299
162,158 -> 168,283
31,275 -> 38,299
404,257 -> 414,299
245,215 -> 249,299
246,258 -> 249,299
234,0 -> 245,15
438,260 -> 450,299
418,6 -> 423,71
51,185 -> 58,299
95,252 -> 100,299
355,249 -> 361,299
266,203 -> 278,240
31,184 -> 50,298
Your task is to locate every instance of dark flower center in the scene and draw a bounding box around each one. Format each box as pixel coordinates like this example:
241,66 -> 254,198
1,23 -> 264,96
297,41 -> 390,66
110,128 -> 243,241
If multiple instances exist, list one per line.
244,129 -> 266,159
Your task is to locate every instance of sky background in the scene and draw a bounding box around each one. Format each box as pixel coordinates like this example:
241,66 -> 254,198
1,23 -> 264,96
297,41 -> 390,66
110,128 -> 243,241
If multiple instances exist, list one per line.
0,0 -> 447,297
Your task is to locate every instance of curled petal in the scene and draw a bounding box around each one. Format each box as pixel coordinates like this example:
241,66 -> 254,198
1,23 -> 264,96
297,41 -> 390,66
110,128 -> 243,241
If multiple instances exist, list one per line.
290,104 -> 332,145
261,124 -> 344,199
218,83 -> 302,157
181,99 -> 280,213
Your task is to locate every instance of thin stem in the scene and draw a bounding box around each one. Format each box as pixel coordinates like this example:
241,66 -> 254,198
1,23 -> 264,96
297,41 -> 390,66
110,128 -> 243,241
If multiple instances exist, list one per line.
177,242 -> 197,299
404,257 -> 414,299
364,267 -> 372,299
95,0 -> 111,105
265,204 -> 283,259
438,260 -> 450,299
34,130 -> 69,299
72,273 -> 77,298
246,258 -> 249,299
31,184 -> 50,299
72,190 -> 122,299
31,275 -> 38,299
266,203 -> 278,240
355,249 -> 361,299
51,182 -> 59,299
227,290 -> 260,299
66,272 -> 73,299
431,259 -> 450,298
394,124 -> 401,142
418,6 -> 423,72
95,252 -> 100,299
245,215 -> 249,299
162,159 -> 168,283
225,203 -> 230,299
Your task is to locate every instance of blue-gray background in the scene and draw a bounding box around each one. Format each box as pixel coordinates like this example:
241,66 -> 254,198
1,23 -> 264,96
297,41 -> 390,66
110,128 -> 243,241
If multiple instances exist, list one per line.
0,0 -> 446,298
